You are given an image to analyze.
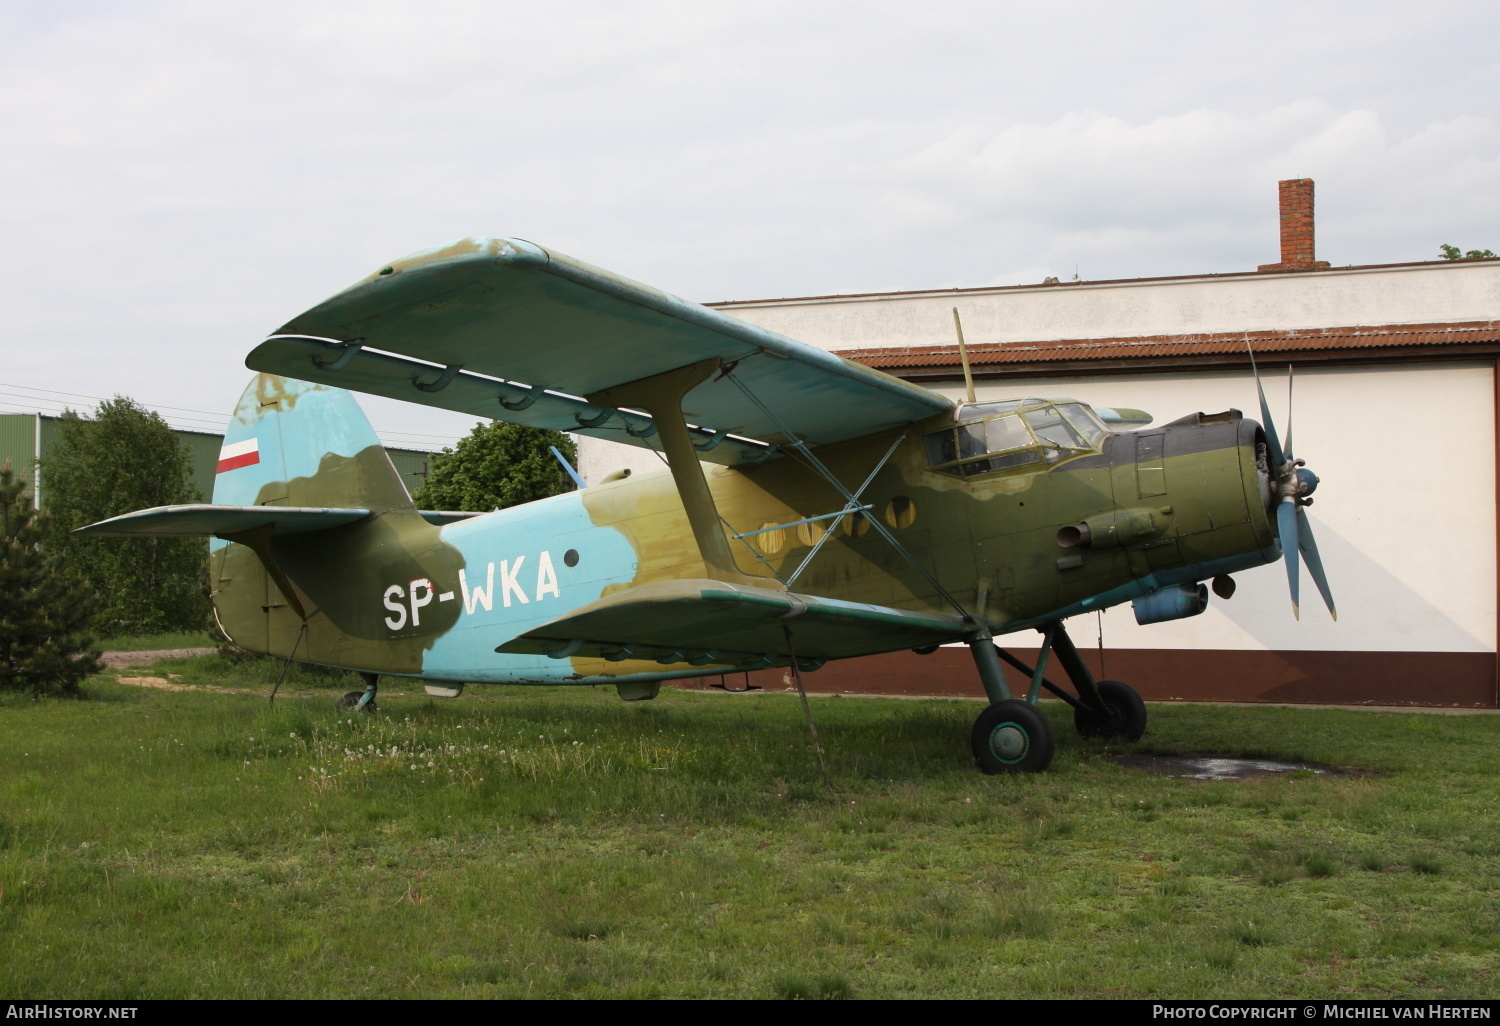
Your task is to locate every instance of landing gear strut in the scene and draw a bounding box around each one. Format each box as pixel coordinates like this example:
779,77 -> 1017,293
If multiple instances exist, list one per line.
966,620 -> 1146,774
339,672 -> 379,713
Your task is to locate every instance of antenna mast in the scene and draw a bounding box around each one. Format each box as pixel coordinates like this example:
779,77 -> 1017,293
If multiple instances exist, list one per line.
952,307 -> 976,404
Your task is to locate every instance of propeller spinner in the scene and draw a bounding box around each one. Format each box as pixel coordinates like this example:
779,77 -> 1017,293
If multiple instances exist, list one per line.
1248,350 -> 1337,621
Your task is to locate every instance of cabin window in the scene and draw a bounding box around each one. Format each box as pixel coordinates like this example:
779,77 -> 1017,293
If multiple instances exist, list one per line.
841,510 -> 870,537
884,495 -> 916,528
924,399 -> 1104,478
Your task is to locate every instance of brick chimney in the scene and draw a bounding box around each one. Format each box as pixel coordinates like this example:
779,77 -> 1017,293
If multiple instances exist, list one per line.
1258,178 -> 1330,272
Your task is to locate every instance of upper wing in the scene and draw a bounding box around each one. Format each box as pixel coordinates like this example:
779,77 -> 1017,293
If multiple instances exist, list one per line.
496,578 -> 971,668
245,238 -> 954,465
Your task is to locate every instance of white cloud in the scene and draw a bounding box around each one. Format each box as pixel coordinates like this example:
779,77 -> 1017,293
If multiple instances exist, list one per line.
1,1 -> 1498,441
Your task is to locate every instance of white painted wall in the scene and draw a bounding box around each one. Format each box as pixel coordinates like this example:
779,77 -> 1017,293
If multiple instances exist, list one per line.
952,361 -> 1496,655
712,261 -> 1500,349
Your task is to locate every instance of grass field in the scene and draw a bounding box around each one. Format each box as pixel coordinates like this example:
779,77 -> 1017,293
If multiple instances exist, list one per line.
1,653 -> 1497,999
95,630 -> 215,652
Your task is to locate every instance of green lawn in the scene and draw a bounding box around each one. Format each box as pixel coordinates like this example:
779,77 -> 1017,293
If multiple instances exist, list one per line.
1,656 -> 1497,999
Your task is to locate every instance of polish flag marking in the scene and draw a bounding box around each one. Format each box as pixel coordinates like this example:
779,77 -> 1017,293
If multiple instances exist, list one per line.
217,438 -> 260,474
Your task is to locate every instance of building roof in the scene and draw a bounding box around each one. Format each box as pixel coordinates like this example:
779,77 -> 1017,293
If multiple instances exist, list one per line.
835,320 -> 1500,378
706,257 -> 1500,309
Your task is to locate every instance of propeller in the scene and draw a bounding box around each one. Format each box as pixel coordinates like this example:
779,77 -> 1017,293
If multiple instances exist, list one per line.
1247,349 -> 1337,621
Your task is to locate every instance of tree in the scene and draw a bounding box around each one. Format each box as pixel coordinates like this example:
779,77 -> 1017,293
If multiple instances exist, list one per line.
41,398 -> 209,637
0,465 -> 101,695
412,421 -> 578,512
1439,243 -> 1496,260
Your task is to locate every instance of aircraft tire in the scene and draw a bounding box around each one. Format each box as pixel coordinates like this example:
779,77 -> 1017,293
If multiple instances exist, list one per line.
971,700 -> 1054,774
1073,679 -> 1146,741
338,691 -> 378,713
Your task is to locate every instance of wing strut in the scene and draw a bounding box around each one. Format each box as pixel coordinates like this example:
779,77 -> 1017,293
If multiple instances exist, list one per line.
588,359 -> 770,588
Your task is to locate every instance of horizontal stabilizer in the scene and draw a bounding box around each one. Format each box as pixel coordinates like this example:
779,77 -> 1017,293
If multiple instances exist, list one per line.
1096,407 -> 1153,427
497,579 -> 971,669
74,504 -> 373,538
76,505 -> 488,537
246,238 -> 955,464
419,510 -> 488,526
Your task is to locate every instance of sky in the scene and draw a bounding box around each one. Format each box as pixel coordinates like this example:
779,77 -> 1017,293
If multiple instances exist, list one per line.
2,0 -> 1498,449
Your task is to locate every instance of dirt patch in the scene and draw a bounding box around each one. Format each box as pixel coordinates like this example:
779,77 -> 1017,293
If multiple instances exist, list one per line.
115,674 -> 250,695
101,648 -> 216,668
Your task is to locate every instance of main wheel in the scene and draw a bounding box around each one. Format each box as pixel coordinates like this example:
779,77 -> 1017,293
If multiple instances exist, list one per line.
1073,679 -> 1146,740
971,700 -> 1055,774
338,691 -> 377,713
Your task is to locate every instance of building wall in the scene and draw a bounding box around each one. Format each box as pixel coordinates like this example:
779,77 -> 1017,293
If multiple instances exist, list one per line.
178,430 -> 222,500
0,414 -> 42,500
712,260 -> 1500,349
387,449 -> 435,500
949,361 -> 1496,657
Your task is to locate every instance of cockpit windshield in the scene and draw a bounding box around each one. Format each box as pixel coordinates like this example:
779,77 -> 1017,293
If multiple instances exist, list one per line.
924,398 -> 1107,478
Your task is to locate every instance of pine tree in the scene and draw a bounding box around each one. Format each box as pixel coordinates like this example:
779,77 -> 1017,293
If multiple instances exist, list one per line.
413,421 -> 577,512
0,465 -> 102,695
40,398 -> 209,636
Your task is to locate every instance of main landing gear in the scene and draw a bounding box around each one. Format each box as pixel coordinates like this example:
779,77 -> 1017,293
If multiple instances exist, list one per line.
339,672 -> 379,713
966,620 -> 1145,774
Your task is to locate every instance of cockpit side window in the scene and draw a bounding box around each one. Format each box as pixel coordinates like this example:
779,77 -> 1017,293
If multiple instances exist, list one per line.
1023,406 -> 1086,449
1056,403 -> 1107,447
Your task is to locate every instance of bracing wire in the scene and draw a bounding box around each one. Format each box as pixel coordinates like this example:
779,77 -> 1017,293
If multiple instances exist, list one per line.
268,622 -> 307,706
1096,608 -> 1107,680
783,625 -> 837,799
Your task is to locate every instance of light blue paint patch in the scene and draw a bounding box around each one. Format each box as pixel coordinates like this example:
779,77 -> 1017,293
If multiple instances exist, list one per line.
416,489 -> 642,684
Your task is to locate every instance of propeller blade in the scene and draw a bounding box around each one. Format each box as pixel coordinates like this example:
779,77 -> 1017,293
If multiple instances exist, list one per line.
1296,506 -> 1337,620
1247,344 -> 1285,468
1283,366 -> 1295,462
1277,499 -> 1301,620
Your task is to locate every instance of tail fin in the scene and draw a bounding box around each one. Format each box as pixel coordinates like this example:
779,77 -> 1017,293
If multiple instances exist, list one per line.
213,374 -> 412,512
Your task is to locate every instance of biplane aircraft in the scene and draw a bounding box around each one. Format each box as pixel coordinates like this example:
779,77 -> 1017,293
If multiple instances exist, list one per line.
78,237 -> 1335,773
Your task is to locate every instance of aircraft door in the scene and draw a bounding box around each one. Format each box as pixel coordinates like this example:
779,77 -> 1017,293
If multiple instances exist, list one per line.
1135,433 -> 1167,498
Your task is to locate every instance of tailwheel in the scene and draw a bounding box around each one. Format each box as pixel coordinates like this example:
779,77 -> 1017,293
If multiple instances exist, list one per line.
972,700 -> 1055,774
338,673 -> 379,713
338,691 -> 377,713
1073,679 -> 1146,741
